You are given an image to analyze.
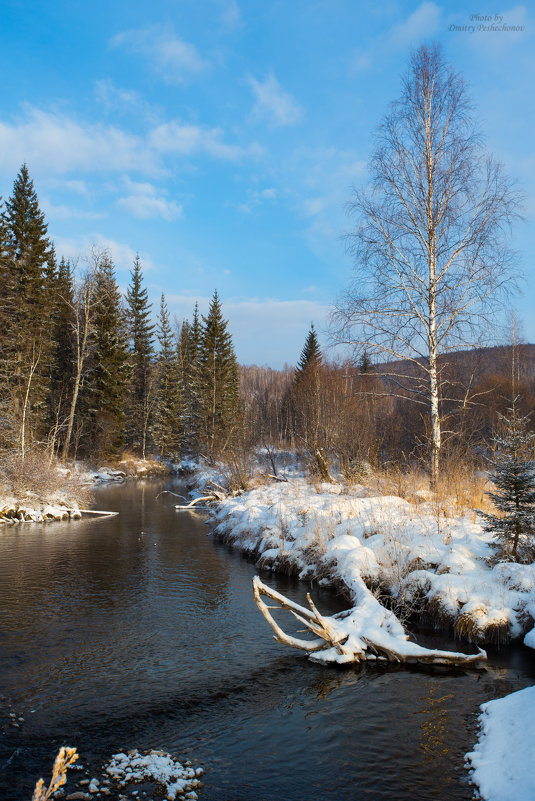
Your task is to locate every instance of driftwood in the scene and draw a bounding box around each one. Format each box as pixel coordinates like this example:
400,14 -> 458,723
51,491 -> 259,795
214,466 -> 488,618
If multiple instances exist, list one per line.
78,509 -> 119,517
252,576 -> 487,666
175,495 -> 219,510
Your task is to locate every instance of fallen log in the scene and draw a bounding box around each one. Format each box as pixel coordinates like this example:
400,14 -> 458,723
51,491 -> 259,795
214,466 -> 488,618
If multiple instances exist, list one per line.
78,509 -> 119,517
175,495 -> 219,510
252,576 -> 487,666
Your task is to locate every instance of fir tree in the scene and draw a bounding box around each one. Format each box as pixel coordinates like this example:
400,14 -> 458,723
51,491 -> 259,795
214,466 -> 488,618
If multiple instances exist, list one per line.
48,257 -> 76,452
295,323 -> 322,381
181,302 -> 203,451
126,255 -> 154,456
82,255 -> 129,458
358,349 -> 372,374
153,294 -> 182,460
2,165 -> 54,452
479,400 -> 535,562
198,290 -> 241,457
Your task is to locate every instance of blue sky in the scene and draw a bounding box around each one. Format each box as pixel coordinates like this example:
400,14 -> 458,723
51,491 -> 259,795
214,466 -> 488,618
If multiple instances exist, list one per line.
0,1 -> 532,367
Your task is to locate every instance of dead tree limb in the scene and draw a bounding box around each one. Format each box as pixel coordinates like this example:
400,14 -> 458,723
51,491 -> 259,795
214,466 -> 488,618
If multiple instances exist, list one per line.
252,576 -> 487,666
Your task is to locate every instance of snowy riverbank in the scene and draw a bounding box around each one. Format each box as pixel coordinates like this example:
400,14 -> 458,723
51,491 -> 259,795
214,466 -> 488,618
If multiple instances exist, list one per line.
207,474 -> 535,646
467,685 -> 535,801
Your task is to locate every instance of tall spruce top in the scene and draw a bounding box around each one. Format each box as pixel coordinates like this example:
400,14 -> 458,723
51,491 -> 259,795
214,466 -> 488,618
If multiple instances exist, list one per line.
126,254 -> 154,357
295,323 -> 322,378
5,164 -> 51,266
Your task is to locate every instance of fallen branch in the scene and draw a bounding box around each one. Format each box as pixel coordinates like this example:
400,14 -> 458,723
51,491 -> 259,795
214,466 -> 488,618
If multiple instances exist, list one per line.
252,576 -> 487,666
155,490 -> 189,502
175,495 -> 219,509
78,509 -> 119,517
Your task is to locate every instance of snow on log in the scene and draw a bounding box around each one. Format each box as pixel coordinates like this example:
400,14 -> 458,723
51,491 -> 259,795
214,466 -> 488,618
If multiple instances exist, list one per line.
252,576 -> 487,666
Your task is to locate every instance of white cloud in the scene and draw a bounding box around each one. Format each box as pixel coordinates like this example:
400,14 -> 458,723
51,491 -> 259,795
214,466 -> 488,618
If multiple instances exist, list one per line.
116,178 -> 183,221
0,107 -> 260,179
0,107 -> 156,176
110,25 -> 207,83
54,235 -> 155,275
349,2 -> 442,71
248,73 -> 303,127
220,0 -> 242,29
41,198 -> 104,221
150,120 -> 262,161
388,1 -> 442,45
236,186 -> 278,213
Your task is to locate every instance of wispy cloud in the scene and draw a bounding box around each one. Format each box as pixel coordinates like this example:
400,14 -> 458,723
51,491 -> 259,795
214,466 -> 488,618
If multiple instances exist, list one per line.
389,1 -> 442,46
0,107 -> 156,176
0,106 -> 260,178
54,234 -> 155,275
116,178 -> 183,221
248,73 -> 303,127
349,2 -> 442,71
150,120 -> 262,161
94,79 -> 160,122
237,186 -> 278,213
220,0 -> 242,30
110,25 -> 207,83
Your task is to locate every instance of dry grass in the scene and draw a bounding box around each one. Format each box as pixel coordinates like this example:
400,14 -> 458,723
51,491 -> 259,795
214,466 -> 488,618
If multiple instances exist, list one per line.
32,747 -> 78,801
0,450 -> 91,509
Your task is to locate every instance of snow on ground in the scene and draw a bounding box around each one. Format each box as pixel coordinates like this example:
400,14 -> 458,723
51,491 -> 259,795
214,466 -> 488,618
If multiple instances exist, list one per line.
104,750 -> 203,800
467,685 -> 535,801
0,493 -> 81,523
208,474 -> 535,647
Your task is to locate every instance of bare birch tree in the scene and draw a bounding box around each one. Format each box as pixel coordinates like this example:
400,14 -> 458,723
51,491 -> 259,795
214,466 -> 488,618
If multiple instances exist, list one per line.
62,249 -> 102,460
332,44 -> 520,486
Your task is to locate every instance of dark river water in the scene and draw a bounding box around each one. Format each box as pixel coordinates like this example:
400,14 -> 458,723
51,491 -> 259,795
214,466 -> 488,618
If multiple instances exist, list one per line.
1,478 -> 535,800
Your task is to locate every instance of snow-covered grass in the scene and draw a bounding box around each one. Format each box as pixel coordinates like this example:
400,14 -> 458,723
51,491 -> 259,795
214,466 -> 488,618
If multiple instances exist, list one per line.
0,451 -> 88,523
467,685 -> 535,801
208,472 -> 535,646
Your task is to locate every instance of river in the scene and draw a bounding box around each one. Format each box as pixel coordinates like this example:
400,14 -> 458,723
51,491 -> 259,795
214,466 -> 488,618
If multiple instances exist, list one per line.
1,478 -> 534,800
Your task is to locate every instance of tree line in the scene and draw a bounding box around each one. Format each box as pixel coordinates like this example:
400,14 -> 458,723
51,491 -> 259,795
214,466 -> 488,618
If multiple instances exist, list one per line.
0,165 -> 241,464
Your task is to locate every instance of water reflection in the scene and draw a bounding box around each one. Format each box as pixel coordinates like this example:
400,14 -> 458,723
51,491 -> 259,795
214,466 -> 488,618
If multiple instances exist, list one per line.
0,478 -> 534,801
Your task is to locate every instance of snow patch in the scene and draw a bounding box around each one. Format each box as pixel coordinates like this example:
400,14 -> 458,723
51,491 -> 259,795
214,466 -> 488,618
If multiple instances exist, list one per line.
467,685 -> 535,801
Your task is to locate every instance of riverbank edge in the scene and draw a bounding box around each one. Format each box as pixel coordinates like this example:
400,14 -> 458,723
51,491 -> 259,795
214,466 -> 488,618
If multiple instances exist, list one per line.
182,457 -> 535,650
0,456 -> 173,524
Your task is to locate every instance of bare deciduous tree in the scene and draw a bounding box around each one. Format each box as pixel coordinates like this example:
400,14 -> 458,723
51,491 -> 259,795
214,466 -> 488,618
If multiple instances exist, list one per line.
62,248 -> 103,460
332,44 -> 521,486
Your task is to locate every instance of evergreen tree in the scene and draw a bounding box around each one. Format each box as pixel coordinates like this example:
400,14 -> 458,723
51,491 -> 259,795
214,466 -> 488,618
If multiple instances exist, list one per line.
198,290 -> 241,457
126,255 -> 154,455
479,401 -> 535,562
181,302 -> 203,451
2,165 -> 53,453
358,349 -> 372,374
295,323 -> 322,380
153,294 -> 182,460
48,257 -> 76,452
82,255 -> 129,458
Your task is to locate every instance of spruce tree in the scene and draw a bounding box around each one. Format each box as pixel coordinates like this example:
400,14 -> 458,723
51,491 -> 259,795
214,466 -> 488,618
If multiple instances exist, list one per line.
2,165 -> 54,453
295,323 -> 322,380
181,302 -> 203,451
479,401 -> 535,562
48,257 -> 76,453
82,255 -> 130,458
153,294 -> 182,460
126,255 -> 154,456
198,290 -> 241,457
